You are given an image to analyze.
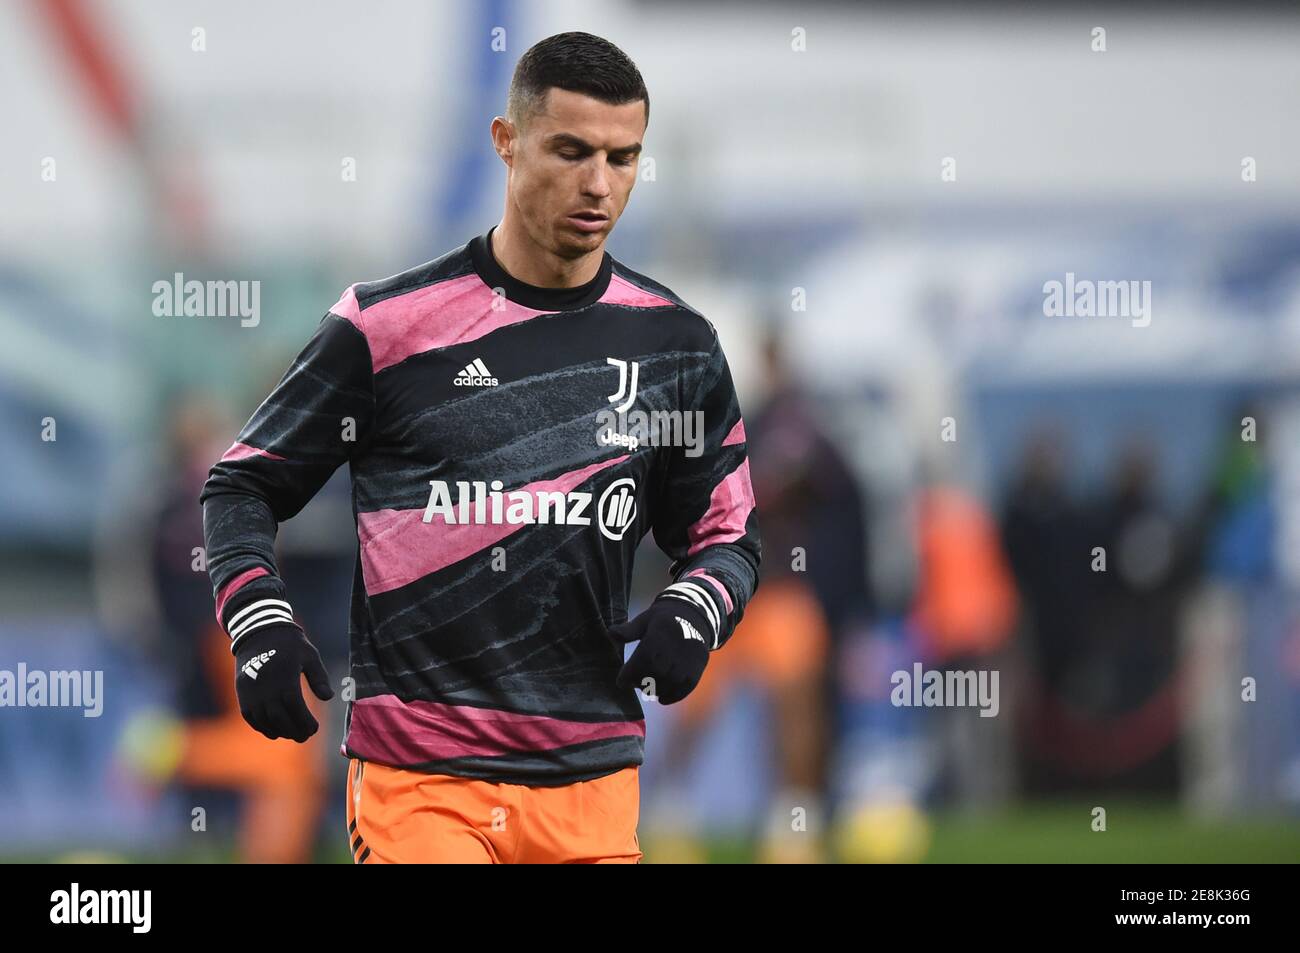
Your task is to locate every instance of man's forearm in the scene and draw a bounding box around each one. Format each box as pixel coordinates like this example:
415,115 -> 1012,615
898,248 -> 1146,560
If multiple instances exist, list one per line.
202,490 -> 296,649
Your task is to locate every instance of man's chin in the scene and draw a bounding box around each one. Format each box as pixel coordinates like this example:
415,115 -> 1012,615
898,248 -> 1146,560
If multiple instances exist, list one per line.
553,226 -> 607,258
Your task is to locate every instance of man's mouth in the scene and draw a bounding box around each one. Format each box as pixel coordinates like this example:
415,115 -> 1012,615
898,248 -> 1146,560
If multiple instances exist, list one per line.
566,211 -> 609,233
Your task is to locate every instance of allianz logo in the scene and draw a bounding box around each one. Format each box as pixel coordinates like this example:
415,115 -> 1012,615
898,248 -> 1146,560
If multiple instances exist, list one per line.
422,477 -> 638,541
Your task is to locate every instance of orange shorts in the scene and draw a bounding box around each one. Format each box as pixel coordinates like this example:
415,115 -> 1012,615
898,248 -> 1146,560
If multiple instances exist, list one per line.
345,758 -> 642,864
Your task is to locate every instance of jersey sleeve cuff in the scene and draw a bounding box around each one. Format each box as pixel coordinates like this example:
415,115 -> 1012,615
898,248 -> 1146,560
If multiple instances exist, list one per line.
218,576 -> 299,654
657,580 -> 723,650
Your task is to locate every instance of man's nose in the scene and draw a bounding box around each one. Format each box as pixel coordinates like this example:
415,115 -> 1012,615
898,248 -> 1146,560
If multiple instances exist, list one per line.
581,159 -> 613,198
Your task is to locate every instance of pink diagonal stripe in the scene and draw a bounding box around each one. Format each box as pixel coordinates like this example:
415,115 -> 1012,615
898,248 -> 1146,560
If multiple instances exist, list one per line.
687,458 -> 756,556
214,567 -> 270,623
357,455 -> 630,595
328,284 -> 362,329
599,274 -> 676,308
722,418 -> 746,447
220,441 -> 287,463
346,694 -> 645,763
362,273 -> 552,373
686,569 -> 734,614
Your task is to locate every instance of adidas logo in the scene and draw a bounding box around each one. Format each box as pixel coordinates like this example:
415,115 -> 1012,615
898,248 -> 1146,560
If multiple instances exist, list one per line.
454,358 -> 498,387
676,617 -> 705,645
241,649 -> 277,680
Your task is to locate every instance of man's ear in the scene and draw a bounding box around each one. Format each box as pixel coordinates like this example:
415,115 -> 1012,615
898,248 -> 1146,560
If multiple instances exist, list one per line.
490,116 -> 515,166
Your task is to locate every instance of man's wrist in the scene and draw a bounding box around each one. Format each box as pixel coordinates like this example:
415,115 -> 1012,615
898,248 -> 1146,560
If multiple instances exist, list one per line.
231,620 -> 304,660
653,586 -> 719,651
219,577 -> 299,655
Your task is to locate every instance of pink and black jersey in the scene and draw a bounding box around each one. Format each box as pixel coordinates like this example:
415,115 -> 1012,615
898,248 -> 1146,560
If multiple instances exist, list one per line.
200,228 -> 761,785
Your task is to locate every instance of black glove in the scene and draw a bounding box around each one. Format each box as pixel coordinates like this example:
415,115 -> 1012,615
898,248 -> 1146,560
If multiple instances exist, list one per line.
233,623 -> 335,742
608,597 -> 714,704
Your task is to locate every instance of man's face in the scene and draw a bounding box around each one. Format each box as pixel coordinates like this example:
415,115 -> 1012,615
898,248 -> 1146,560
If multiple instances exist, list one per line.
497,88 -> 646,260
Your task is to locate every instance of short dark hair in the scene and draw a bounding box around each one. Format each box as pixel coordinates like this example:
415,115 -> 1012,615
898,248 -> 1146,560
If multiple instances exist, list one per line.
507,32 -> 649,129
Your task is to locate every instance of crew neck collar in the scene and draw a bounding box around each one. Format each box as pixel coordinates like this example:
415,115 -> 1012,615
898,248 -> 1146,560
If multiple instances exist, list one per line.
469,226 -> 613,311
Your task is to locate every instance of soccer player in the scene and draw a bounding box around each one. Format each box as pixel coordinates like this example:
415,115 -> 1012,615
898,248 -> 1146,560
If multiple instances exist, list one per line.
200,31 -> 761,863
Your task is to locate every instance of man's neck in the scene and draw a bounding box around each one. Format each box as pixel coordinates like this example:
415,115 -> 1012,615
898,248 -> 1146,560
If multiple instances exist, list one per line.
490,216 -> 604,288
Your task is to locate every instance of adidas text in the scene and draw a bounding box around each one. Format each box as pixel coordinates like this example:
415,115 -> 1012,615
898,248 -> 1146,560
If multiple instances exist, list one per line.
454,358 -> 498,387
241,649 -> 277,680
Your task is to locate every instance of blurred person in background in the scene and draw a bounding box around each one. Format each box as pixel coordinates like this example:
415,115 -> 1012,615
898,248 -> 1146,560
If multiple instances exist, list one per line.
908,464 -> 1020,810
1009,436 -> 1185,795
1189,403 -> 1274,585
1080,442 -> 1185,792
120,393 -> 327,863
648,326 -> 874,862
1001,428 -> 1092,700
1180,403 -> 1276,813
1000,427 -> 1093,796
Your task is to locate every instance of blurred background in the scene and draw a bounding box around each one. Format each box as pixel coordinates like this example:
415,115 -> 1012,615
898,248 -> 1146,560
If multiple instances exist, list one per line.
3,0 -> 1300,862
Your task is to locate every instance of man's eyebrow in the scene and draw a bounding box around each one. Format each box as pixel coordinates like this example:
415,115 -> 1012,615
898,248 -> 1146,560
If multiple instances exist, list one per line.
546,133 -> 642,155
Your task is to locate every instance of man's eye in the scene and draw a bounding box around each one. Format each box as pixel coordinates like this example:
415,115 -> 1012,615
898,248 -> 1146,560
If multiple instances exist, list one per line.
612,156 -> 636,167
560,152 -> 582,161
